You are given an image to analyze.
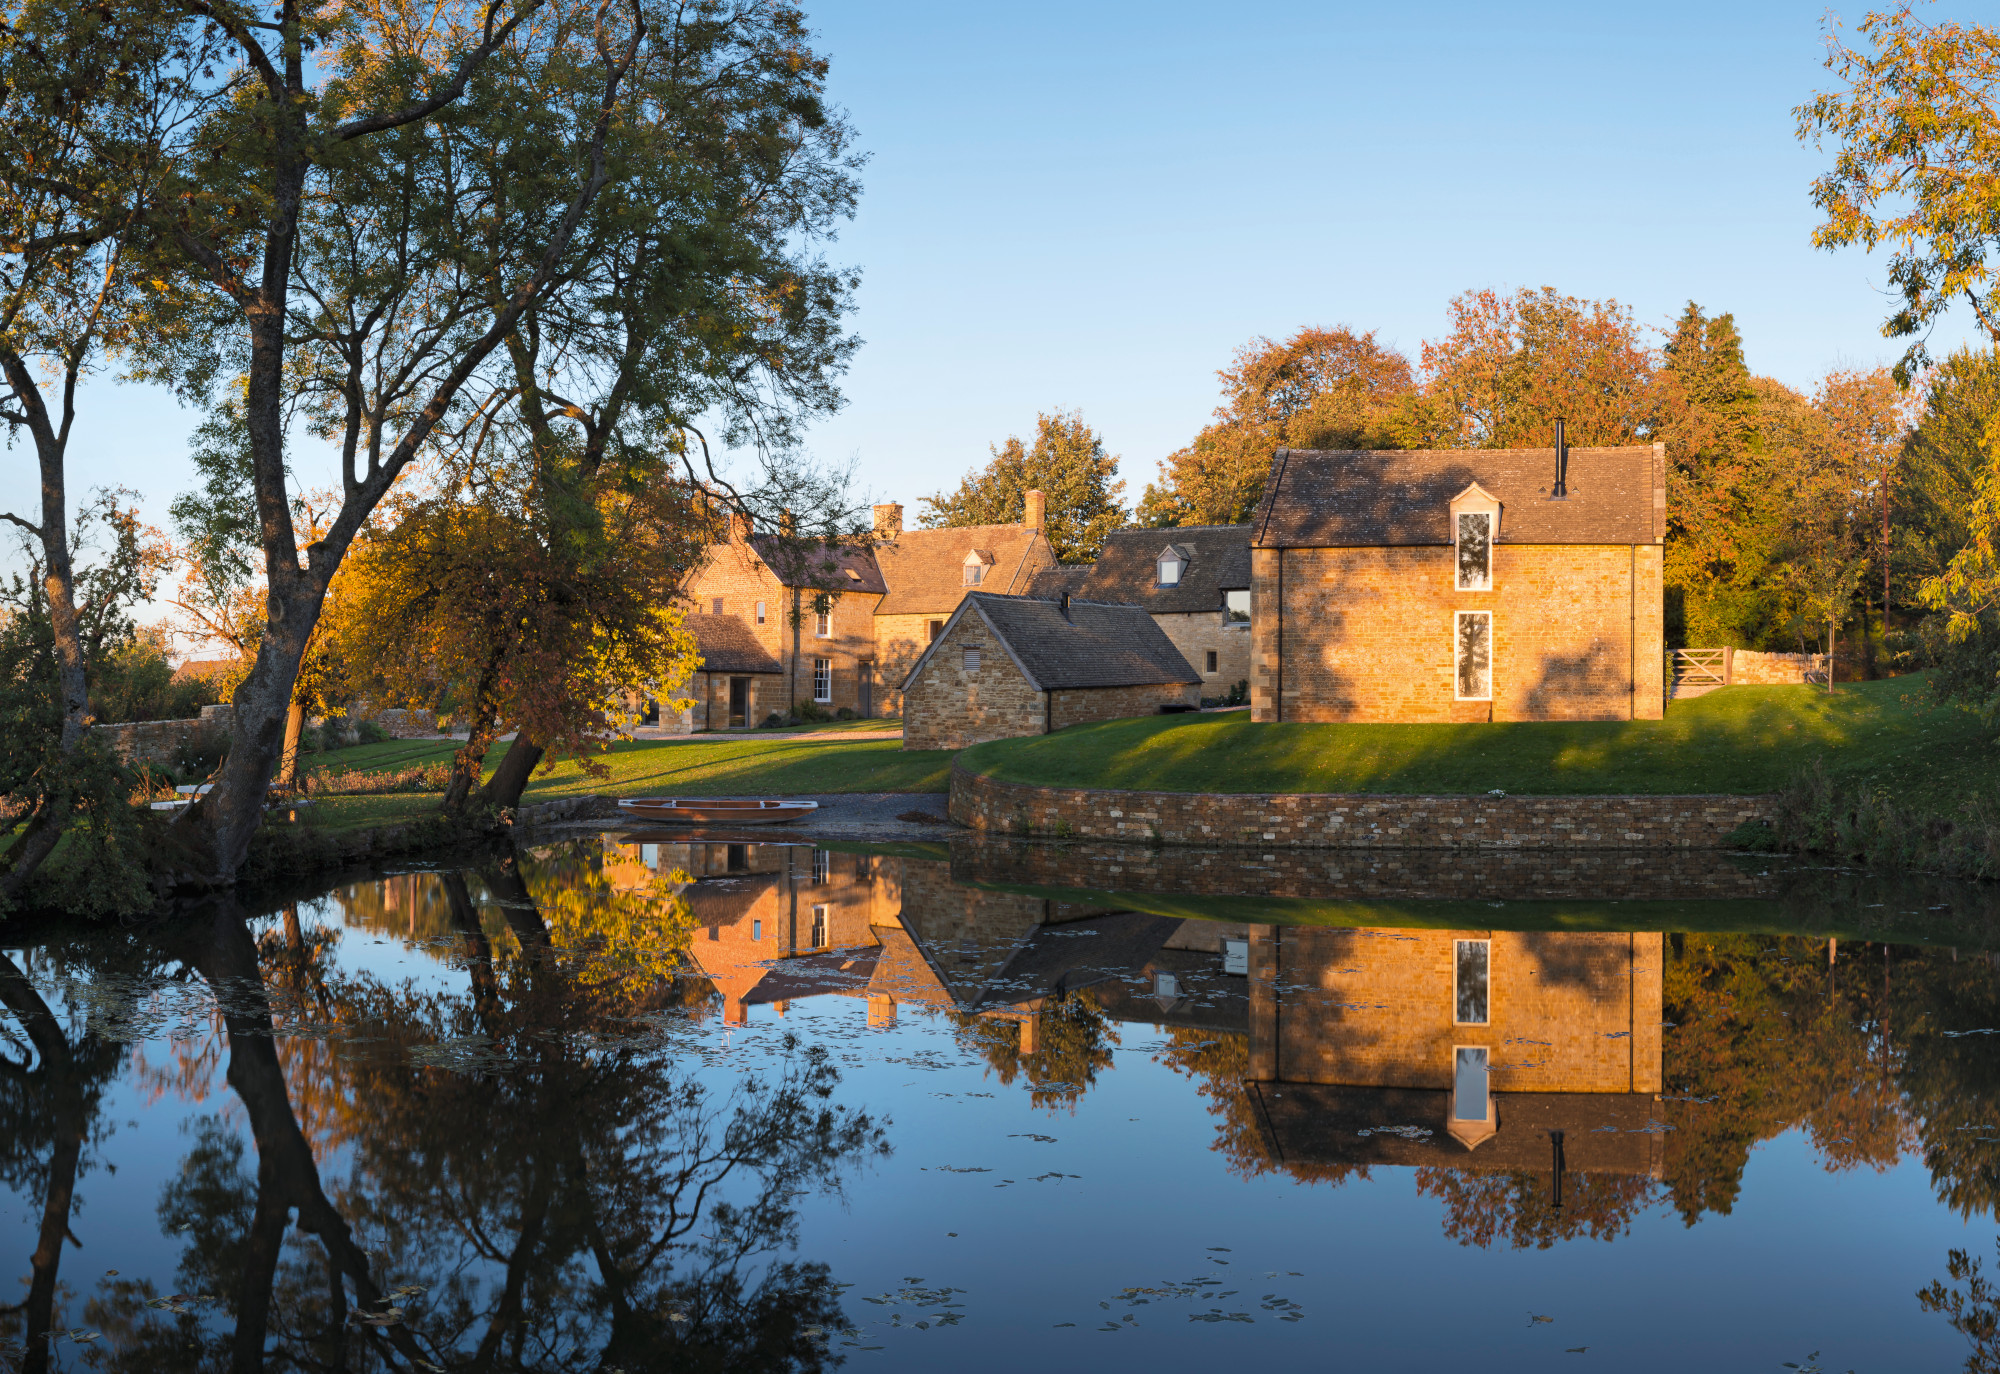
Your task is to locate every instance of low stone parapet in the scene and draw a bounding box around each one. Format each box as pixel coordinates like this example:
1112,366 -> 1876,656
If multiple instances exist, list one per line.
949,765 -> 1773,850
93,704 -> 236,767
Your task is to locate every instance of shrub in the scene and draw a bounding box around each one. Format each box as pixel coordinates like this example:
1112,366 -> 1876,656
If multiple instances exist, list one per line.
304,760 -> 454,795
355,718 -> 392,745
835,706 -> 855,720
1769,759 -> 2000,880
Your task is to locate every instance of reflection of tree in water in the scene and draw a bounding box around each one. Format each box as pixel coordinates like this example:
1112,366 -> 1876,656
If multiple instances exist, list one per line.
949,990 -> 1118,1113
1920,1239 -> 2000,1374
1153,1027 -> 1370,1187
6,844 -> 886,1373
0,936 -> 142,1374
1414,1169 -> 1660,1251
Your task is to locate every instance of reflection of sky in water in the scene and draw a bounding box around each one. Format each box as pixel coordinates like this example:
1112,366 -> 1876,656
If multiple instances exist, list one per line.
2,847 -> 1996,1372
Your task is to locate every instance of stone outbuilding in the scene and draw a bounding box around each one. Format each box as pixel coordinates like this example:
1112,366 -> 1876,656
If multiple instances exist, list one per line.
900,591 -> 1201,750
1069,523 -> 1252,698
1249,444 -> 1666,723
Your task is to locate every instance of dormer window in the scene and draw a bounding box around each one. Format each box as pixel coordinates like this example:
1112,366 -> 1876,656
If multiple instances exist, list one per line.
1450,482 -> 1501,592
962,549 -> 993,587
1156,545 -> 1188,587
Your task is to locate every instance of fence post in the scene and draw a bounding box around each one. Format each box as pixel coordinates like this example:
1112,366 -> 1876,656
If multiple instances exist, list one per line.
1723,645 -> 1734,686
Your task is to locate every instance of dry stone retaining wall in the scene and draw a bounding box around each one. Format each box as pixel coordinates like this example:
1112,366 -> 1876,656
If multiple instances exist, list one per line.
950,765 -> 1772,850
92,704 -> 236,766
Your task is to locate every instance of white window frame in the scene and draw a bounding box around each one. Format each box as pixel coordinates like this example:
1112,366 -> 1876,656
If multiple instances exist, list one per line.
1224,589 -> 1250,625
755,600 -> 766,625
810,903 -> 829,948
812,657 -> 832,702
1156,548 -> 1184,586
815,608 -> 832,638
811,849 -> 830,883
1453,938 -> 1491,1025
1454,610 -> 1493,702
752,919 -> 763,941
962,551 -> 987,586
1449,481 -> 1501,593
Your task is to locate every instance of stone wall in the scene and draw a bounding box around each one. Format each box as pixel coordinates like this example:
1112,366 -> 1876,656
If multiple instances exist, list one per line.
1251,542 -> 1665,723
1728,649 -> 1830,686
1048,681 -> 1197,730
874,611 -> 942,715
682,538 -> 886,717
367,708 -> 448,739
93,704 -> 236,767
949,765 -> 1773,849
1153,610 -> 1250,696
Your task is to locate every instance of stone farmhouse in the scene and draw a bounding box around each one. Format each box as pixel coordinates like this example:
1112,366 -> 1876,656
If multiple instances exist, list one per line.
1065,523 -> 1252,698
899,590 -> 1201,750
1248,444 -> 1666,723
674,497 -> 1057,728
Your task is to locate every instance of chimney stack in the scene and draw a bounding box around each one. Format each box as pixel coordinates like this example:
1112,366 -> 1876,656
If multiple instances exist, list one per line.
727,511 -> 753,543
1549,418 -> 1568,500
779,507 -> 797,537
1023,488 -> 1046,530
873,502 -> 903,538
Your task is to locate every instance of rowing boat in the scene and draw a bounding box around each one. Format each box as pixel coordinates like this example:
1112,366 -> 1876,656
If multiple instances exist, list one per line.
615,798 -> 819,825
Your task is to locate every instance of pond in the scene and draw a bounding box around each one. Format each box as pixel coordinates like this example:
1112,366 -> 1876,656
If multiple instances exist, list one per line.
3,834 -> 1999,1372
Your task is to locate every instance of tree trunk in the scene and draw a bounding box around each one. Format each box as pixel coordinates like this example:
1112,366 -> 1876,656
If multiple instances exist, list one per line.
442,655 -> 508,817
1827,621 -> 1837,695
0,955 -> 86,1374
275,702 -> 307,785
478,733 -> 547,811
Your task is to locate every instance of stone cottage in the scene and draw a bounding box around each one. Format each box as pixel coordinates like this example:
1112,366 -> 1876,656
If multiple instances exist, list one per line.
1068,523 -> 1252,698
1248,445 -> 1666,723
899,591 -> 1201,750
677,498 -> 1057,726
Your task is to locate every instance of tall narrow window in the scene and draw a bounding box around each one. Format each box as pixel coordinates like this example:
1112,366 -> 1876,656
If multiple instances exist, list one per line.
711,596 -> 724,615
1455,511 -> 1492,591
927,619 -> 944,643
812,849 -> 830,883
1205,650 -> 1218,674
752,919 -> 763,941
1454,939 -> 1490,1024
810,904 -> 828,948
813,594 -> 832,638
755,600 -> 766,625
1453,1047 -> 1490,1122
1455,611 -> 1492,702
812,657 -> 832,702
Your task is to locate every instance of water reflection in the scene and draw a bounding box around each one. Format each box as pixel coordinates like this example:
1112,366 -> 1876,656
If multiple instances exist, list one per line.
1,835 -> 1998,1369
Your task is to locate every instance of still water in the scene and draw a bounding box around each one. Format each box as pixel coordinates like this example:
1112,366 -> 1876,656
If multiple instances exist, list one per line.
4,834 -> 1999,1372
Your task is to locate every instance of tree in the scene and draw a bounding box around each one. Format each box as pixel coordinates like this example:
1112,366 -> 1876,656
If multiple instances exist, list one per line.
920,408 -> 1125,561
77,0 -> 648,885
1920,416 -> 2000,726
1658,304 -> 1763,646
1407,286 -> 1660,450
1139,326 -> 1413,527
1797,6 -> 2000,382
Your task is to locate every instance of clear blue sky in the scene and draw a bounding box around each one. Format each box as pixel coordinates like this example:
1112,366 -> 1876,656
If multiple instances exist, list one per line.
5,0 -> 1974,565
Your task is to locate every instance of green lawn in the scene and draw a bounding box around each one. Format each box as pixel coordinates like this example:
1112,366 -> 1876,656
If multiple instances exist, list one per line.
302,724 -> 953,813
956,674 -> 1997,809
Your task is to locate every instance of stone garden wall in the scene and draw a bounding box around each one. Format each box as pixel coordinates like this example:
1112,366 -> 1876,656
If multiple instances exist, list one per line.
92,704 -> 236,767
949,765 -> 1773,850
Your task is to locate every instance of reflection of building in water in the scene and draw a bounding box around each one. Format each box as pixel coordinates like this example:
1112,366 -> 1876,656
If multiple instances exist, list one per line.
1245,927 -> 1664,1176
606,837 -> 938,1025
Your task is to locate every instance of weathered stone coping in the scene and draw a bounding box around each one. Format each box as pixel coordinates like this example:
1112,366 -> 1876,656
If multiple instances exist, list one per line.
948,764 -> 1774,850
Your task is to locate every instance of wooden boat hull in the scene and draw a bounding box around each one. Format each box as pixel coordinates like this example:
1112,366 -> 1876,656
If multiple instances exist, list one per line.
616,798 -> 818,826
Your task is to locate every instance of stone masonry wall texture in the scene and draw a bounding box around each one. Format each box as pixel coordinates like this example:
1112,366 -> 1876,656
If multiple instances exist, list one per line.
1251,544 -> 1665,723
902,611 -> 1043,750
949,766 -> 1772,849
1154,611 -> 1251,694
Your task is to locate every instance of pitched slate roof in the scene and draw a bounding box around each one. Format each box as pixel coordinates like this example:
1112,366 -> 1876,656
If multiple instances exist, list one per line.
1072,524 -> 1252,613
902,591 -> 1200,692
1025,564 -> 1090,599
873,523 -> 1051,615
683,613 -> 782,674
1250,446 -> 1666,548
744,535 -> 888,594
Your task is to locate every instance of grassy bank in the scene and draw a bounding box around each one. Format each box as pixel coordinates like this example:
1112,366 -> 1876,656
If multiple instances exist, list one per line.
297,724 -> 952,827
957,675 -> 1996,811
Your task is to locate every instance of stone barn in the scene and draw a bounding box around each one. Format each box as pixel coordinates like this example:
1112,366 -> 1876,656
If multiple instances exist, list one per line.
1249,444 -> 1666,723
900,591 -> 1201,750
